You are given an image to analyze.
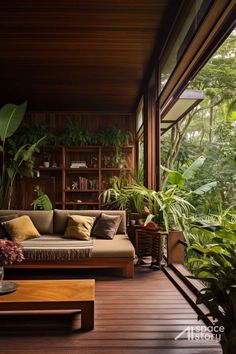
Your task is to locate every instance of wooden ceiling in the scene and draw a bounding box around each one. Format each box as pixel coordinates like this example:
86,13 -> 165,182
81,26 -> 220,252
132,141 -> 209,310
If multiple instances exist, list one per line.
0,0 -> 172,112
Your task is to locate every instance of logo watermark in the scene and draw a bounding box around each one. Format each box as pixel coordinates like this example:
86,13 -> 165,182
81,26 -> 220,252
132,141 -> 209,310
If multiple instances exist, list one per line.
175,325 -> 224,342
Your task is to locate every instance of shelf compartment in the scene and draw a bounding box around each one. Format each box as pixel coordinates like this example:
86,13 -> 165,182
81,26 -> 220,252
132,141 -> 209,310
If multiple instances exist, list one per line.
65,190 -> 99,192
65,201 -> 99,205
65,168 -> 99,173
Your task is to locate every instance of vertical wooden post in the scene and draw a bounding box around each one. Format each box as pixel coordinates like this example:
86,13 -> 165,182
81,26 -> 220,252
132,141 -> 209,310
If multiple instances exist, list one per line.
167,230 -> 185,265
155,63 -> 161,192
144,70 -> 158,190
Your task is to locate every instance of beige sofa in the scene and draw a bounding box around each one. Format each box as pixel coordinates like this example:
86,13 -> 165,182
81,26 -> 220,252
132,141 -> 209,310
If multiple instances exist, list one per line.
0,209 -> 135,278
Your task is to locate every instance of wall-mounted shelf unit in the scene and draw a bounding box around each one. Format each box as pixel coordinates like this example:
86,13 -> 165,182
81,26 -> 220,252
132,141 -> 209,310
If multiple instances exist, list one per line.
27,145 -> 134,210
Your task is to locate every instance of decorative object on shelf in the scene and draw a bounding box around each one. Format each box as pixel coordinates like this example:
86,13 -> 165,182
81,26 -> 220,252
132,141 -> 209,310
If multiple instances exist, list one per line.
31,185 -> 53,210
75,199 -> 82,203
43,161 -> 50,168
43,153 -> 51,168
90,156 -> 98,168
51,161 -> 58,168
0,239 -> 25,294
72,180 -> 79,190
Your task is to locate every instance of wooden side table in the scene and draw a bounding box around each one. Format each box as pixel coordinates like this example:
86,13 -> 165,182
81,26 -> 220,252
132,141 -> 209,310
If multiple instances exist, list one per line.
135,229 -> 165,269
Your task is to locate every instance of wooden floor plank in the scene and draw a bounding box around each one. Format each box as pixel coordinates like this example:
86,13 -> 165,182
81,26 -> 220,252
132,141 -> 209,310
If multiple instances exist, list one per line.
1,267 -> 222,354
0,350 -> 222,354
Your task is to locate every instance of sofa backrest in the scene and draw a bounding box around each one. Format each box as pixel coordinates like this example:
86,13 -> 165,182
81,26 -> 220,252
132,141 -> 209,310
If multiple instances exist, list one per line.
0,209 -> 126,235
54,209 -> 126,234
0,210 -> 54,234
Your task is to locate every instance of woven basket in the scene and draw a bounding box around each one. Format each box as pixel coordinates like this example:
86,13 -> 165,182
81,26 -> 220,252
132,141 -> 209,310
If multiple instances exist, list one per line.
135,229 -> 163,265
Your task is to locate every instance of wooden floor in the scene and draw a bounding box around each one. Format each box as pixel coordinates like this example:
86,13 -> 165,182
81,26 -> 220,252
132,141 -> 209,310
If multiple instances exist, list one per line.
1,265 -> 222,354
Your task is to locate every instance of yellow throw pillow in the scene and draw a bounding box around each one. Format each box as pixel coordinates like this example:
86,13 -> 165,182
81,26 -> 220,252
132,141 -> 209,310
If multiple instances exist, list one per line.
2,215 -> 40,242
64,215 -> 96,240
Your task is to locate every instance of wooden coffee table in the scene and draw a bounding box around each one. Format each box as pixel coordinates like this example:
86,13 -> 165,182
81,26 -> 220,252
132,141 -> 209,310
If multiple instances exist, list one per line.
0,279 -> 95,330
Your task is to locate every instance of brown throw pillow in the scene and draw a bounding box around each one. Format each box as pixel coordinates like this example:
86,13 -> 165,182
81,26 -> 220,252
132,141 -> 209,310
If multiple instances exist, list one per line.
0,214 -> 18,239
1,215 -> 40,242
64,215 -> 96,240
92,213 -> 121,239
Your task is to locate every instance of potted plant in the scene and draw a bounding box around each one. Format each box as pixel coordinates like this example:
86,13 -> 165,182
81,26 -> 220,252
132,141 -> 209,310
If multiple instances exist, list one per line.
31,185 -> 53,210
43,153 -> 51,168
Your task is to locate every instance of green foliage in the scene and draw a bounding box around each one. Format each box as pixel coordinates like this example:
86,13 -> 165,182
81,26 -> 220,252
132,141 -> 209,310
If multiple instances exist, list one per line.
60,122 -> 93,146
0,101 -> 46,209
92,127 -> 132,147
0,101 -> 27,141
102,179 -> 193,231
13,123 -> 58,146
14,123 -> 133,148
31,186 -> 53,210
161,31 -> 236,214
186,223 -> 236,353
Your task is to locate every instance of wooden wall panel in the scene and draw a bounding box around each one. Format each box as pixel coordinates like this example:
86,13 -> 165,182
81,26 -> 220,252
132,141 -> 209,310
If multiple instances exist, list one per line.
25,111 -> 135,134
0,0 -> 170,112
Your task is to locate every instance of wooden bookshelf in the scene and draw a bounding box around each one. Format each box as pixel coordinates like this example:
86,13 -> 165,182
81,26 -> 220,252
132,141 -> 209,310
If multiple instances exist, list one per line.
30,145 -> 134,210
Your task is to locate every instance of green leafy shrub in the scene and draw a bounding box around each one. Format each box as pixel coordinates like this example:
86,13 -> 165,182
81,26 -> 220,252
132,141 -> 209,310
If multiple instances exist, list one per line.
31,186 -> 53,210
187,225 -> 236,354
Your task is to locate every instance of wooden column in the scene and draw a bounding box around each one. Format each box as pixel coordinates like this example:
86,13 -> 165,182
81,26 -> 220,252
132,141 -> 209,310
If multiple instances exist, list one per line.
144,70 -> 158,190
155,64 -> 161,191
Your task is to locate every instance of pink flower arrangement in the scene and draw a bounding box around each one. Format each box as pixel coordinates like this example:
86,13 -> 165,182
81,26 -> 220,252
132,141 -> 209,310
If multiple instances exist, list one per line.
0,239 -> 25,265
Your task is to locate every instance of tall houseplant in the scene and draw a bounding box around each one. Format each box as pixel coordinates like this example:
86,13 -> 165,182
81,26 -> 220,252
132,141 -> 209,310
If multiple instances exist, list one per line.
0,101 -> 45,209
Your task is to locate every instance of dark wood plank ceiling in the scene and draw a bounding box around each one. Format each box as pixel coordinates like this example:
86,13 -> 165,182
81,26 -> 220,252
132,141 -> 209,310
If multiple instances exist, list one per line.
0,0 -> 171,112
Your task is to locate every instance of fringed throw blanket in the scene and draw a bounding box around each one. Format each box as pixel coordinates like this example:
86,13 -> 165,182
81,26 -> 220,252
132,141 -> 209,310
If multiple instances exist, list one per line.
22,235 -> 94,261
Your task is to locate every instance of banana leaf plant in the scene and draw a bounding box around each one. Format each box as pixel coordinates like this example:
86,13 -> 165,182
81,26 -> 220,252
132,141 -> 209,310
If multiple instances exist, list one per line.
187,225 -> 236,354
161,156 -> 218,195
0,101 -> 45,209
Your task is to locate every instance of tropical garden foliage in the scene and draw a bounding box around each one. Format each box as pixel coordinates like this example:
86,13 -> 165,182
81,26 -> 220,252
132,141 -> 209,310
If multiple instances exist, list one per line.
161,30 -> 236,352
161,30 -> 236,214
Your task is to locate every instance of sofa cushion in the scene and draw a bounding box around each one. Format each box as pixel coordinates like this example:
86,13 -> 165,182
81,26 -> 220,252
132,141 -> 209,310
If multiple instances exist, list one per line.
92,213 -> 121,239
54,209 -> 126,234
92,234 -> 135,258
1,215 -> 40,242
0,210 -> 54,234
0,214 -> 18,239
22,235 -> 94,260
64,215 -> 96,240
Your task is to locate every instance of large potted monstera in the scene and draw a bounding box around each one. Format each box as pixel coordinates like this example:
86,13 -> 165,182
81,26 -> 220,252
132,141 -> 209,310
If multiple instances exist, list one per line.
0,101 -> 45,209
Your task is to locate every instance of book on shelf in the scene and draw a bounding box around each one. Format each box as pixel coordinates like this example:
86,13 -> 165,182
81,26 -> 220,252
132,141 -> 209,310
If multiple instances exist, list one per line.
70,161 -> 88,168
71,177 -> 99,190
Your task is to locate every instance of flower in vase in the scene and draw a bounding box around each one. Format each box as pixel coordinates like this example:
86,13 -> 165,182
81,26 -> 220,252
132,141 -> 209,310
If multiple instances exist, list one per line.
0,239 -> 25,265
